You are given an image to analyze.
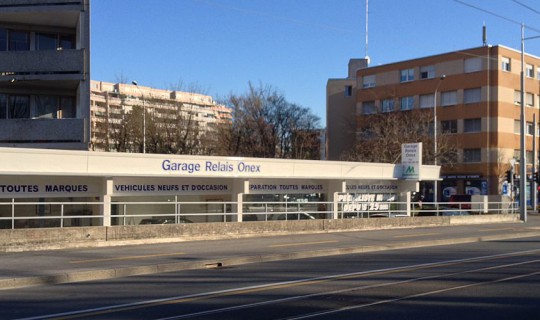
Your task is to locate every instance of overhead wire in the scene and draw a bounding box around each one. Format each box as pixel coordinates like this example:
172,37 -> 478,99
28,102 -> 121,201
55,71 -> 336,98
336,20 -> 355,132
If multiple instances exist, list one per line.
511,0 -> 540,16
453,0 -> 540,34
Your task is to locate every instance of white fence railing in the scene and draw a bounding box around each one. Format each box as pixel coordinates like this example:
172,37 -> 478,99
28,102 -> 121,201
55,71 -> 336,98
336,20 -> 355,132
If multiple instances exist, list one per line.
0,200 -> 520,229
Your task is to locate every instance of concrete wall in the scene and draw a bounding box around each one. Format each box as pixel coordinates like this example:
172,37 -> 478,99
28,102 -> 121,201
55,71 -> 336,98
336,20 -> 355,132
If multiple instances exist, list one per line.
0,214 -> 520,252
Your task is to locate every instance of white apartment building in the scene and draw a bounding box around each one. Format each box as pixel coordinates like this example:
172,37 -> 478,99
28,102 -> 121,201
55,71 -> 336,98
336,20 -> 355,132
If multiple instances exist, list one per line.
90,80 -> 232,153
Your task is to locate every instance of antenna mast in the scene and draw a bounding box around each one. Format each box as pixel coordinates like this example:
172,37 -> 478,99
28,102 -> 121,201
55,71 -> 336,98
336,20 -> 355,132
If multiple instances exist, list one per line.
365,0 -> 369,62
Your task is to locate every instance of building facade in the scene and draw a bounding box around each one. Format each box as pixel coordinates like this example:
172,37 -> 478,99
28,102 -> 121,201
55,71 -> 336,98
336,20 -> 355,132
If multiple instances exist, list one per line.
90,81 -> 232,153
0,0 -> 91,150
327,45 -> 540,200
0,147 -> 438,229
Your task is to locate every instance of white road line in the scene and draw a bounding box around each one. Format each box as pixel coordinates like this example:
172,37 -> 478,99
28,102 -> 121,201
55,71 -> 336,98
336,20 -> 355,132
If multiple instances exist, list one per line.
16,248 -> 540,320
158,258 -> 540,320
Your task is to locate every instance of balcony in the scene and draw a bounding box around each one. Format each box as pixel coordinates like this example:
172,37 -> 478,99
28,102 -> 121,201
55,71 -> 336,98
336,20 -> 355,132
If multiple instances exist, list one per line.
0,49 -> 85,76
0,118 -> 86,144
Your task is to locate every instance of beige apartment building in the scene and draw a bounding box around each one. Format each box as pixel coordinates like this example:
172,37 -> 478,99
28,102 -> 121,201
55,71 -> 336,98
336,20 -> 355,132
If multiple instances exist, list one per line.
327,45 -> 540,201
90,80 -> 232,153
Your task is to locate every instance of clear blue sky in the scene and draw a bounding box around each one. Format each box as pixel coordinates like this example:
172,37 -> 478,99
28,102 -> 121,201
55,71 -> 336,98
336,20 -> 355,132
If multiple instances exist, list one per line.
91,0 -> 540,125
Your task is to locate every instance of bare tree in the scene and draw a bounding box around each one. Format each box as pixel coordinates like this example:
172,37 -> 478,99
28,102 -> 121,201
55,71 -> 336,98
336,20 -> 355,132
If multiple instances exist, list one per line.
217,82 -> 321,159
342,108 -> 458,165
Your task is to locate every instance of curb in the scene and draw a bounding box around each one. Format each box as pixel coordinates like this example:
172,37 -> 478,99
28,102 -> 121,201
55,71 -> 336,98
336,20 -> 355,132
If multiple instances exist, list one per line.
1,230 -> 540,291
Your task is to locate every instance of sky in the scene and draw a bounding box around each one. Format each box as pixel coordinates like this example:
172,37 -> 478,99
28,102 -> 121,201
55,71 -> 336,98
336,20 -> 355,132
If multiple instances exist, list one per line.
91,0 -> 540,125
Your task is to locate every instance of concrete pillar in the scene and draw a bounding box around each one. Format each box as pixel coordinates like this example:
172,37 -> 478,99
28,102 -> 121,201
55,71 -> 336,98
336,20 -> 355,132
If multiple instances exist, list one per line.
232,179 -> 248,222
101,177 -> 113,227
327,180 -> 346,219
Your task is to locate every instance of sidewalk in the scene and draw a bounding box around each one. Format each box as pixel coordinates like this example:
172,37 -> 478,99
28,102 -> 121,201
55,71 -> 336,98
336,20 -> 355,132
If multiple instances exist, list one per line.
1,216 -> 539,291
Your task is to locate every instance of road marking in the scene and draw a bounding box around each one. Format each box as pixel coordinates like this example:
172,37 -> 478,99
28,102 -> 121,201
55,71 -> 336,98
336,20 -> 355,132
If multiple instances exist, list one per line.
269,240 -> 338,248
283,267 -> 540,320
393,232 -> 439,238
478,227 -> 516,232
160,258 -> 540,320
69,252 -> 185,264
23,248 -> 540,320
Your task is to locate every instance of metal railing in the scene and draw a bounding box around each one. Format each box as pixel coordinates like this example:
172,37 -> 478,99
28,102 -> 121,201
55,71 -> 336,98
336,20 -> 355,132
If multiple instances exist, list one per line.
0,199 -> 520,229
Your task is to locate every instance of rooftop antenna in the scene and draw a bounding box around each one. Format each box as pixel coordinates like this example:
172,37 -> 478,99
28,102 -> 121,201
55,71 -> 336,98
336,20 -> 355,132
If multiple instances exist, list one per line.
365,0 -> 370,65
483,22 -> 487,46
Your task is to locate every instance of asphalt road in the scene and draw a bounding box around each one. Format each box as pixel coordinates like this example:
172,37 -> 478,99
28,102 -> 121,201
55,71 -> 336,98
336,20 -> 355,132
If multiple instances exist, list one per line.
1,216 -> 540,291
2,237 -> 540,320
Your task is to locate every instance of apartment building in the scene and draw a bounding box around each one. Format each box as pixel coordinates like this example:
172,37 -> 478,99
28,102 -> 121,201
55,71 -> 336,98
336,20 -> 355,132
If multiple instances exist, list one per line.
327,45 -> 540,200
0,0 -> 91,150
90,80 -> 232,153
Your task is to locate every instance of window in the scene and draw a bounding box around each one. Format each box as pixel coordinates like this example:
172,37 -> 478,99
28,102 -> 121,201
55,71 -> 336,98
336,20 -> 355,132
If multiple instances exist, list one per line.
514,90 -> 521,104
0,27 -> 6,51
420,66 -> 434,79
441,91 -> 457,106
36,33 -> 58,50
8,95 -> 30,119
344,85 -> 352,97
419,94 -> 434,108
400,96 -> 414,110
464,118 -> 481,132
400,68 -> 414,82
527,151 -> 534,164
362,101 -> 376,115
526,64 -> 534,78
60,97 -> 76,118
502,57 -> 511,72
464,57 -> 482,72
59,34 -> 75,49
0,94 -> 6,119
537,67 -> 540,80
464,88 -> 481,104
527,122 -> 535,135
8,30 -> 29,51
441,120 -> 457,133
362,75 -> 376,88
382,99 -> 394,112
526,92 -> 534,107
514,120 -> 521,134
0,94 -> 74,119
464,149 -> 481,163
35,95 -> 58,118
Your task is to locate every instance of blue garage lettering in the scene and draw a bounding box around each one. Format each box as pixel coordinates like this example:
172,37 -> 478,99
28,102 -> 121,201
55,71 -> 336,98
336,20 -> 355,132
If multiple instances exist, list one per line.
238,162 -> 261,173
205,161 -> 234,172
0,185 -> 39,193
45,185 -> 89,193
162,159 -> 200,173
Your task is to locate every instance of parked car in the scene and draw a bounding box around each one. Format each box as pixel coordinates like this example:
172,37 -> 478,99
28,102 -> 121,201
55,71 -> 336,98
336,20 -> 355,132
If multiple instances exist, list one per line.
269,212 -> 316,220
139,217 -> 193,224
442,210 -> 470,216
448,194 -> 471,209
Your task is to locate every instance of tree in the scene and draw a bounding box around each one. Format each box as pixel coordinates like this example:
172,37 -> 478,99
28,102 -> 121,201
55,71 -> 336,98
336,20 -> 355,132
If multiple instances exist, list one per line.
342,108 -> 458,165
216,83 -> 321,159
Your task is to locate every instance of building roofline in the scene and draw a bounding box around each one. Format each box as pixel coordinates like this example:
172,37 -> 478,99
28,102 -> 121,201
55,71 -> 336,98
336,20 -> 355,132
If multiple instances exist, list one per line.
359,44 -> 540,73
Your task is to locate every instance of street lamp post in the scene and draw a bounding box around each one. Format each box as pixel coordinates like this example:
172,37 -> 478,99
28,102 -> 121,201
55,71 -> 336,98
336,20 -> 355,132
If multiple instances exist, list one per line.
132,81 -> 146,154
519,25 -> 540,222
433,74 -> 446,206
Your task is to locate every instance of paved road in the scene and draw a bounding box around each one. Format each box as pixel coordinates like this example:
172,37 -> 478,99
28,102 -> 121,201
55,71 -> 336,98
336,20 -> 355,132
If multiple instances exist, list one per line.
2,237 -> 540,319
1,215 -> 540,290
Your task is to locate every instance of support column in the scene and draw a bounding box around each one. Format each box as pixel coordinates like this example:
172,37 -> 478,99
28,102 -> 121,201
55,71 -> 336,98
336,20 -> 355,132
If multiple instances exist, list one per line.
232,179 -> 248,222
327,180 -> 346,219
101,177 -> 113,227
